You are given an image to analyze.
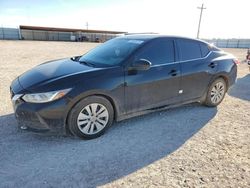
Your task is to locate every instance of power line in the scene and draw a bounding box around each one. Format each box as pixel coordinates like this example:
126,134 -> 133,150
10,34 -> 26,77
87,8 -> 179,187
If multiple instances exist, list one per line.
197,3 -> 206,39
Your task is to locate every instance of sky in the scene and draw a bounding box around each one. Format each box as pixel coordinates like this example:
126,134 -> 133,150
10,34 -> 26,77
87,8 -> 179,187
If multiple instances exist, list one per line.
0,0 -> 249,39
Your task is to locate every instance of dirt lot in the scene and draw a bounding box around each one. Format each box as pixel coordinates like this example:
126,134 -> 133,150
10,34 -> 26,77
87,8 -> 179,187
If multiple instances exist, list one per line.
0,41 -> 249,188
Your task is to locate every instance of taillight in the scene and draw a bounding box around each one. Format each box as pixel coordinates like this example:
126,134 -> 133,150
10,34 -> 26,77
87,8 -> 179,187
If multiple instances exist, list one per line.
233,59 -> 240,65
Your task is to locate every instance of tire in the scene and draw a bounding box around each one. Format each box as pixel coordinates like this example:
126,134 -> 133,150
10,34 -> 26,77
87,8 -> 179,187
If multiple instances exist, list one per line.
68,96 -> 114,139
204,78 -> 227,107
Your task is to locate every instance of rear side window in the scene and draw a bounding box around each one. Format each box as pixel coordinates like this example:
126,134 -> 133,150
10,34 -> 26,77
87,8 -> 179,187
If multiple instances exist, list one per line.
178,39 -> 201,61
136,39 -> 175,65
200,43 -> 210,57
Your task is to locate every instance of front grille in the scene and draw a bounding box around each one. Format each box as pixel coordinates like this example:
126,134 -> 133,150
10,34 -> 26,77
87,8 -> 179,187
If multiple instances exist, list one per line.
16,111 -> 39,122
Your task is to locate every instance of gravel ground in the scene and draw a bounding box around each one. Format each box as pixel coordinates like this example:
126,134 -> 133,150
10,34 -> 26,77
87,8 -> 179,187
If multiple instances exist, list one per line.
0,41 -> 249,188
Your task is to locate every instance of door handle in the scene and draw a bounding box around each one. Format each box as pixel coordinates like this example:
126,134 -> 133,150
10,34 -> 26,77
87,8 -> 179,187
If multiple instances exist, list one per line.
208,62 -> 217,68
169,69 -> 178,76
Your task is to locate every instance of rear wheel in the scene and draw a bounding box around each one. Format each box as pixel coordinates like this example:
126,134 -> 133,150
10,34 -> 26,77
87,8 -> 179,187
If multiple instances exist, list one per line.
204,78 -> 227,107
68,96 -> 114,139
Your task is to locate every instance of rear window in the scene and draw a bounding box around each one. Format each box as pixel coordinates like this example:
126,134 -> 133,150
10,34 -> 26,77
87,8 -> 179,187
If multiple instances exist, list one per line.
178,39 -> 201,61
200,43 -> 210,57
209,44 -> 221,51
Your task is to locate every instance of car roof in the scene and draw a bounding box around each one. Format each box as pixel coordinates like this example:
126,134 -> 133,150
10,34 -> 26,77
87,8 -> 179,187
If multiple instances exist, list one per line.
118,34 -> 209,44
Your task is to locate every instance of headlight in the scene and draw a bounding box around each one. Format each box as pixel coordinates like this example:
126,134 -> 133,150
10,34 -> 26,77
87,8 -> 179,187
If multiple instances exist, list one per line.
22,88 -> 72,103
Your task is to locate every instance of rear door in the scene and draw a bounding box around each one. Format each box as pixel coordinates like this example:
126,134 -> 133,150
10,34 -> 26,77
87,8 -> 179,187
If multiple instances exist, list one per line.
125,38 -> 181,114
177,39 -> 216,101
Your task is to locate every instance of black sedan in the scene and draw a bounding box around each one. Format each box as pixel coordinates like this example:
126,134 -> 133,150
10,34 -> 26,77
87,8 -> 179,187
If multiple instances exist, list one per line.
10,35 -> 238,139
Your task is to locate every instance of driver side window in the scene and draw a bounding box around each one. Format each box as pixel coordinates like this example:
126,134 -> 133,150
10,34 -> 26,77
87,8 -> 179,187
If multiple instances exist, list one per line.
135,39 -> 175,65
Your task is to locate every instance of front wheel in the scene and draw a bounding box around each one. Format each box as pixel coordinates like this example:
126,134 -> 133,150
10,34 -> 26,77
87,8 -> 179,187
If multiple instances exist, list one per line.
204,78 -> 227,107
68,96 -> 114,139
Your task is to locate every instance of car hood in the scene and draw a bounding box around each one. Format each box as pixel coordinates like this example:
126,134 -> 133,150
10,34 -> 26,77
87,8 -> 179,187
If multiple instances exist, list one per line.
18,58 -> 99,90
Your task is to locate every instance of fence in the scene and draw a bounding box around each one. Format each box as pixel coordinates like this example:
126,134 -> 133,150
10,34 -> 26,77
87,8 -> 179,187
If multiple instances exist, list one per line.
0,27 -> 20,40
20,29 -> 117,42
0,26 -> 118,42
205,39 -> 250,48
1,26 -> 250,47
21,30 -> 72,41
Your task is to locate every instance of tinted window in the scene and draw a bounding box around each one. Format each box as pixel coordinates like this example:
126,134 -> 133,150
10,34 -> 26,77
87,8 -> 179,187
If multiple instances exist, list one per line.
178,39 -> 201,61
200,43 -> 210,57
136,39 -> 175,65
79,38 -> 145,67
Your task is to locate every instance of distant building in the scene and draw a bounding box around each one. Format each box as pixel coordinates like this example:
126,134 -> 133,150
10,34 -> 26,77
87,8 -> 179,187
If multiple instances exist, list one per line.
19,25 -> 126,42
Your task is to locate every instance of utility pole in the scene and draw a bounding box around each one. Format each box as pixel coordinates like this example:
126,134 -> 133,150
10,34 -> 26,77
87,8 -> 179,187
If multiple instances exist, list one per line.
86,22 -> 89,30
197,3 -> 206,39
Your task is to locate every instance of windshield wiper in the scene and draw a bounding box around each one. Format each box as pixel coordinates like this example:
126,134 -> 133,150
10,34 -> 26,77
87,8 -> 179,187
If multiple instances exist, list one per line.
70,56 -> 81,61
78,60 -> 95,67
71,56 -> 95,67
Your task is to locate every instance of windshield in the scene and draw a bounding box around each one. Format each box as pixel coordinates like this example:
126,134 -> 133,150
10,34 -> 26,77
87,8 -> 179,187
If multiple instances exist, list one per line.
79,38 -> 145,67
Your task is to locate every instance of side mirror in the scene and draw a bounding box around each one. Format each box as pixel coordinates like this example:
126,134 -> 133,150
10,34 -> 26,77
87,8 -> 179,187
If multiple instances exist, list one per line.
130,59 -> 151,71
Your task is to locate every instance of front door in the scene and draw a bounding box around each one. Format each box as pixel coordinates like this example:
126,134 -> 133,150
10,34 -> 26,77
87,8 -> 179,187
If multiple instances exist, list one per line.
125,38 -> 181,114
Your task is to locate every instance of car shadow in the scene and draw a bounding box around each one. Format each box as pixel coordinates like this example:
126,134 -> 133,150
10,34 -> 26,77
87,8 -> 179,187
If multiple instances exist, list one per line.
0,104 -> 217,188
228,74 -> 250,101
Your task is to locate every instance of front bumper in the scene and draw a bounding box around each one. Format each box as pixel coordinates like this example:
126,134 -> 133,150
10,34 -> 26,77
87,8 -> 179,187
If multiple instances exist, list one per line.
11,91 -> 69,134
